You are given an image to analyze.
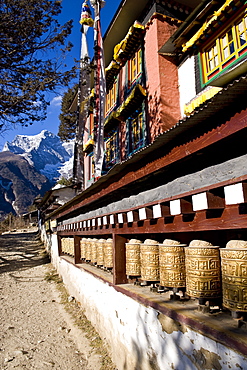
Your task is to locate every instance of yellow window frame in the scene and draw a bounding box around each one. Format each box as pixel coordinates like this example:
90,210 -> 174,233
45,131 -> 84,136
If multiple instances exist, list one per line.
129,48 -> 142,85
236,14 -> 247,48
105,131 -> 118,163
201,12 -> 247,84
105,80 -> 118,115
130,111 -> 144,153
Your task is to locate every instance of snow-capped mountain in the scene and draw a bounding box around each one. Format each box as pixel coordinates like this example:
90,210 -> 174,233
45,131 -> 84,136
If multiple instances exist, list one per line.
3,130 -> 74,183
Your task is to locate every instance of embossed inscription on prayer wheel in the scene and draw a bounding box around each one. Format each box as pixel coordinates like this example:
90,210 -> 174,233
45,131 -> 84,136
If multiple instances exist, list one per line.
125,239 -> 142,277
140,239 -> 159,281
80,238 -> 87,260
104,238 -> 113,268
220,240 -> 247,312
159,239 -> 186,288
96,239 -> 105,266
185,240 -> 221,299
85,238 -> 92,261
91,238 -> 98,263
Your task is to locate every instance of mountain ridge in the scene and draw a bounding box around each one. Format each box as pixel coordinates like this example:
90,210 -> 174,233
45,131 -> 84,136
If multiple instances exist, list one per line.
0,152 -> 52,220
0,130 -> 74,220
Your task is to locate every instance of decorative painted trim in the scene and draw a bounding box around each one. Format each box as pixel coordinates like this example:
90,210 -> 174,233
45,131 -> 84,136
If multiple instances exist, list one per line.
83,138 -> 94,152
105,60 -> 121,90
116,84 -> 147,119
145,12 -> 182,30
113,21 -> 145,63
182,0 -> 245,53
184,87 -> 222,116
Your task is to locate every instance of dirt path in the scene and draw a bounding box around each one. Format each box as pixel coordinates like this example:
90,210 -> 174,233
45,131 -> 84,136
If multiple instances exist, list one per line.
0,230 -> 114,370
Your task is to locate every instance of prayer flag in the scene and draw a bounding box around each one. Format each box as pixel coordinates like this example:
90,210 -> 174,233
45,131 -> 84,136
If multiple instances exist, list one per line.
93,1 -> 106,179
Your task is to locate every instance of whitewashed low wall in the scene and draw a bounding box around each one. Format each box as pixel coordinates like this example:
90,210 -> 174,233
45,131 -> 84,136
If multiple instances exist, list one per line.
49,234 -> 247,370
40,225 -> 52,253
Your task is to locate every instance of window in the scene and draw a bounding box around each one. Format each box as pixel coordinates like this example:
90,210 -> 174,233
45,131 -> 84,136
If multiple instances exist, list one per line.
128,110 -> 145,155
105,80 -> 118,115
128,48 -> 142,87
201,13 -> 247,84
221,29 -> 235,59
105,130 -> 119,169
206,42 -> 219,72
237,15 -> 247,48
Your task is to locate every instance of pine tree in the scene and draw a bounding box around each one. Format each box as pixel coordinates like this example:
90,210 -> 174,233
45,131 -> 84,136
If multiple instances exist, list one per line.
58,84 -> 78,142
0,0 -> 77,131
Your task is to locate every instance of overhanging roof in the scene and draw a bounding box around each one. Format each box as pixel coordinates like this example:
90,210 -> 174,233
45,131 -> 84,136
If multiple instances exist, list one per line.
159,0 -> 220,54
49,73 -> 247,220
103,0 -> 149,66
103,0 -> 202,65
182,0 -> 246,52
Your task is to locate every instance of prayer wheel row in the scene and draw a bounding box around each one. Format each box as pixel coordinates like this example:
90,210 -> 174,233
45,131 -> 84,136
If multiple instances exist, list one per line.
126,238 -> 247,313
61,237 -> 74,256
80,237 -> 113,268
125,239 -> 187,288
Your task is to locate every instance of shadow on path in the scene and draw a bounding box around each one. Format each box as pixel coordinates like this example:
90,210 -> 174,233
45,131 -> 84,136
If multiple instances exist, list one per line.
0,231 -> 50,275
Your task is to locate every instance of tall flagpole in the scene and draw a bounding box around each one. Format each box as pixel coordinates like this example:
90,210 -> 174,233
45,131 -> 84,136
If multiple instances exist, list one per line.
90,0 -> 106,180
73,1 -> 94,187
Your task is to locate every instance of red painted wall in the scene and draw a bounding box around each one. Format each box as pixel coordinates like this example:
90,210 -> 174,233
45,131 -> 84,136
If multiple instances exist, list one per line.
145,15 -> 181,142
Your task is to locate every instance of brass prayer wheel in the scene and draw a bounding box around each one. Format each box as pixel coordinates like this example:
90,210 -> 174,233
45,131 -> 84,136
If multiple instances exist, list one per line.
61,238 -> 66,254
61,238 -> 65,254
61,237 -> 74,256
96,239 -> 105,266
140,239 -> 159,282
125,239 -> 142,277
85,238 -> 93,261
220,240 -> 247,312
91,238 -> 98,264
185,240 -> 221,300
159,239 -> 186,288
103,238 -> 113,268
80,237 -> 87,260
69,238 -> 74,256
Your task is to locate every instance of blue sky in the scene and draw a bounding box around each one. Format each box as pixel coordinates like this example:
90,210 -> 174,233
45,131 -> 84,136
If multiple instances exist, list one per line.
0,0 -> 121,150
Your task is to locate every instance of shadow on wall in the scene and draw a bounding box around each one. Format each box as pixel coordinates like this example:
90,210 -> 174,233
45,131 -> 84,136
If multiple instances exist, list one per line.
147,90 -> 178,143
0,231 -> 50,275
121,306 -> 226,370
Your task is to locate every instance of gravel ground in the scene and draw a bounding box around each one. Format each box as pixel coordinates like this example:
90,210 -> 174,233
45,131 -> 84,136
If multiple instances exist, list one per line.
0,230 -> 115,370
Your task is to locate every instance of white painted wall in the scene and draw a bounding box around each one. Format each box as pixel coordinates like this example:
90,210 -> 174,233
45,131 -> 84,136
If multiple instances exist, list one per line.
178,56 -> 196,117
52,187 -> 76,206
49,234 -> 247,370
